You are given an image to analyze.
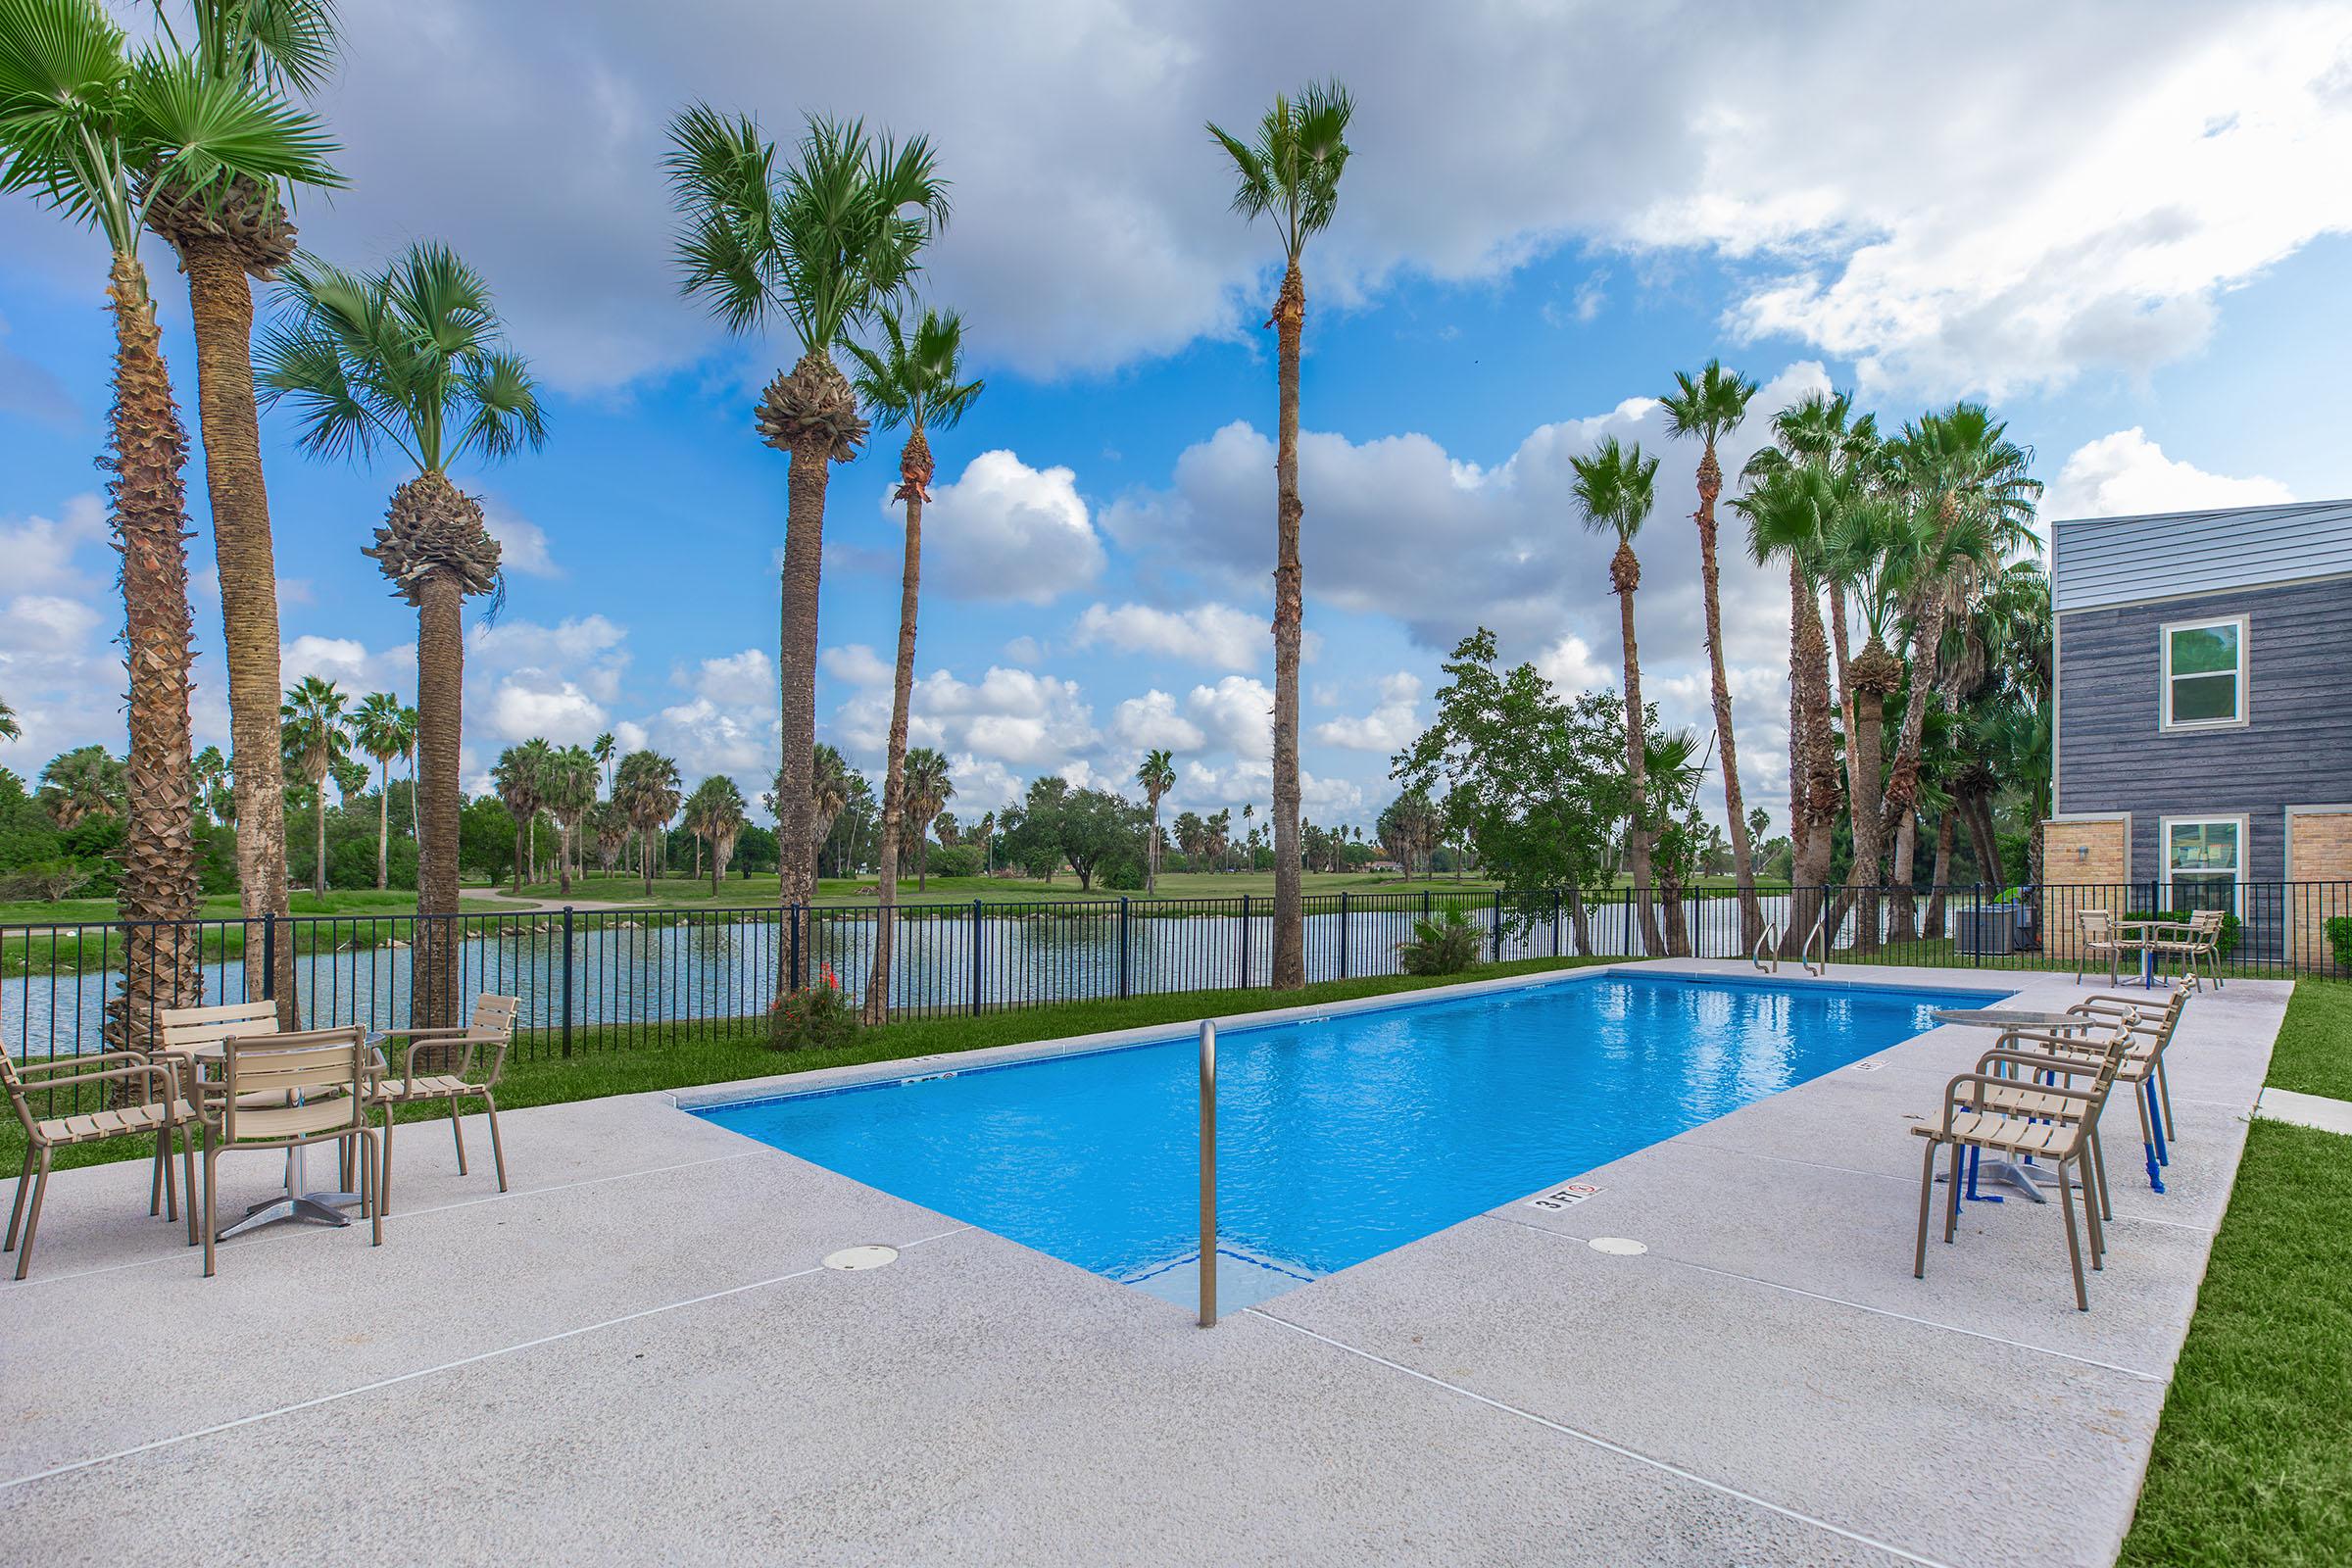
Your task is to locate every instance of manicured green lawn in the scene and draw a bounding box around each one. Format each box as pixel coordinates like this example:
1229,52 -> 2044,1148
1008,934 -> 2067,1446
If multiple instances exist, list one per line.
2120,980 -> 2352,1565
2,954 -> 1616,1179
2260,980 -> 2352,1102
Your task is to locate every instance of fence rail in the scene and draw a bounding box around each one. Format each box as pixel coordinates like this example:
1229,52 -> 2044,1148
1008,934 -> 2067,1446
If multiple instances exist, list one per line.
8,880 -> 2348,1118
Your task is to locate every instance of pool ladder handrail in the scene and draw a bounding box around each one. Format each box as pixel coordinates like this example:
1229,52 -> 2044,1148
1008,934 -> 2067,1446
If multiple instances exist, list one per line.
1803,911 -> 1829,977
1751,919 -> 1783,973
1198,1018 -> 1217,1329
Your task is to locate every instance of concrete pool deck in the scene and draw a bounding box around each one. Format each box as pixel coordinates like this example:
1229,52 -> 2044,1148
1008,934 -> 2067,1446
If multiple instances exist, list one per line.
0,960 -> 2288,1565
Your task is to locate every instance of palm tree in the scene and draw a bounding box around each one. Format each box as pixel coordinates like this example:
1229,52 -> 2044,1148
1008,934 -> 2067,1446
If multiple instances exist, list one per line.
539,745 -> 596,898
1136,749 -> 1176,893
589,799 -> 628,878
1208,78 -> 1352,993
37,745 -> 124,828
1,0 -> 337,1039
592,731 -> 616,798
490,743 -> 546,896
0,694 -> 18,742
849,306 -> 983,1024
142,0 -> 341,1016
192,743 -> 229,826
613,751 -> 682,897
902,747 -> 953,892
1660,361 -> 1764,949
279,674 -> 347,895
685,775 -> 749,897
1878,404 -> 2041,852
666,106 -> 948,993
808,744 -> 853,873
348,690 -> 409,889
1571,434 -> 1665,955
259,241 -> 545,1026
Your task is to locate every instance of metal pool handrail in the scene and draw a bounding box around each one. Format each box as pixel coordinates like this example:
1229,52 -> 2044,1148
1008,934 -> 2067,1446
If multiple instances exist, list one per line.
1751,920 -> 1782,973
1804,912 -> 1829,976
1199,1018 -> 1217,1329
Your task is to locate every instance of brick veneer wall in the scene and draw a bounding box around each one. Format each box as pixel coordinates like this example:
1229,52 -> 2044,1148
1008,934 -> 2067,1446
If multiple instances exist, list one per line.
2044,816 -> 2130,963
2287,808 -> 2352,968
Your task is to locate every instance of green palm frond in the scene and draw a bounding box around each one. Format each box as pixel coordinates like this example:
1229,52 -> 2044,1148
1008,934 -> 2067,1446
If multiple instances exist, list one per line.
666,105 -> 950,356
1205,77 -> 1353,261
1659,359 -> 1758,446
1569,434 -> 1659,544
847,303 -> 981,435
259,238 -> 544,476
177,0 -> 342,96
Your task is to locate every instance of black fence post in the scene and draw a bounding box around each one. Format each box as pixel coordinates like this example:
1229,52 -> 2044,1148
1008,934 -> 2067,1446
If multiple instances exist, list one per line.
1239,895 -> 1251,990
261,910 -> 276,1004
1552,888 -> 1562,956
561,906 -> 575,1057
969,901 -> 983,1017
1339,891 -> 1350,978
1492,888 -> 1503,961
1972,884 -> 1983,967
1118,896 -> 1132,1000
789,904 -> 802,995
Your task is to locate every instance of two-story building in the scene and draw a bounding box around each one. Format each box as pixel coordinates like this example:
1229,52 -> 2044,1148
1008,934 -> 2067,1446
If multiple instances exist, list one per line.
2045,498 -> 2352,956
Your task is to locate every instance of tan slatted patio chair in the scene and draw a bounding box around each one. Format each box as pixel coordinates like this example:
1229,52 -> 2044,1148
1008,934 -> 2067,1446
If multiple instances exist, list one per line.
1912,1016 -> 2135,1311
373,995 -> 517,1213
194,1026 -> 380,1276
2048,990 -> 2191,1196
2074,908 -> 2128,987
2149,909 -> 2226,993
3,1048 -> 196,1279
155,999 -> 281,1217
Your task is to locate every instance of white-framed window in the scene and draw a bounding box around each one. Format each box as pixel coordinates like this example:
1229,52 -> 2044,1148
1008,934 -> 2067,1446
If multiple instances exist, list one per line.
2161,614 -> 2248,731
2162,814 -> 2244,914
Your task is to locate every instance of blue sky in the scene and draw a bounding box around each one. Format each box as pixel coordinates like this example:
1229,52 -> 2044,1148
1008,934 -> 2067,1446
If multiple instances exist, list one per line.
3,0 -> 2348,834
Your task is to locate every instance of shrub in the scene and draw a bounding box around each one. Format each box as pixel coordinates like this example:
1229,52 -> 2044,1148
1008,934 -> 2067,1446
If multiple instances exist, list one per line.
1397,907 -> 1482,975
922,843 -> 982,879
768,964 -> 863,1052
2326,916 -> 2352,975
0,858 -> 87,902
1099,854 -> 1147,892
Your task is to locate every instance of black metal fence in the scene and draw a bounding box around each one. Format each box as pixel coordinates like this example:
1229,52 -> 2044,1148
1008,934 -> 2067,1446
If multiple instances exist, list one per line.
7,880 -> 2348,1112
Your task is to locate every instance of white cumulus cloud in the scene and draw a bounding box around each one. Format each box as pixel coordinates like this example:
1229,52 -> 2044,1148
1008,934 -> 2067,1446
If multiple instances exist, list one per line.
1072,601 -> 1263,670
908,450 -> 1105,606
2042,428 -> 2295,521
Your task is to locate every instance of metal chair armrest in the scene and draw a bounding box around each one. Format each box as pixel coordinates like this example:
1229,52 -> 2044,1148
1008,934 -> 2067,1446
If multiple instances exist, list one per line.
21,1060 -> 181,1106
1975,1048 -> 2103,1080
16,1050 -> 158,1079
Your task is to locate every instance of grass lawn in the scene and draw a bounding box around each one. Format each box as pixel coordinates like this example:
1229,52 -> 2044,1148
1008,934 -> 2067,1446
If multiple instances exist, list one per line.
2,953 -> 1617,1179
0,887 -> 423,927
2120,981 -> 2352,1565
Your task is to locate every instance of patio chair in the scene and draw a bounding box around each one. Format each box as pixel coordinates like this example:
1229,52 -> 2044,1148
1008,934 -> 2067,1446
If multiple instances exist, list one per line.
373,995 -> 518,1214
1912,1016 -> 2136,1311
2149,910 -> 2227,993
3,1048 -> 196,1280
192,1026 -> 380,1276
2074,908 -> 2132,987
2047,991 -> 2191,1194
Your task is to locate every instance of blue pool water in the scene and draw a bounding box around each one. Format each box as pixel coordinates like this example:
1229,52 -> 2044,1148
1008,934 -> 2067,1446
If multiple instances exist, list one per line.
695,973 -> 2002,1307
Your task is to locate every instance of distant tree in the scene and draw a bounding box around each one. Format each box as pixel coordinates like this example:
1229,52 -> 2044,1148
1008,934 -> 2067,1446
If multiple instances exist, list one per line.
349,691 -> 412,889
903,748 -> 955,891
684,774 -> 748,895
38,746 -> 126,830
1392,628 -> 1626,953
1571,434 -> 1664,954
540,745 -> 598,897
1135,749 -> 1176,891
490,743 -> 546,895
613,751 -> 682,895
280,675 -> 349,893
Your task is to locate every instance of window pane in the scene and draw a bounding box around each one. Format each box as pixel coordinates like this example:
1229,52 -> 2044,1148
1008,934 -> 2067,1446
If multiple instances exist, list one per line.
2169,820 -> 2238,871
2170,623 -> 2238,675
2171,872 -> 2235,912
2170,671 -> 2237,722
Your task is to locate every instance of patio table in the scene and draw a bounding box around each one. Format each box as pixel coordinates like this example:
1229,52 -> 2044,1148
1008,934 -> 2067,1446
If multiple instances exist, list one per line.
2113,918 -> 2187,989
152,1031 -> 384,1241
1928,1007 -> 2093,1204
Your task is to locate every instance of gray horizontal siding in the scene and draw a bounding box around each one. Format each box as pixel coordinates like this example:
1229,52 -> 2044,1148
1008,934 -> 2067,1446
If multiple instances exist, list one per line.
2056,577 -> 2352,884
2051,498 -> 2352,612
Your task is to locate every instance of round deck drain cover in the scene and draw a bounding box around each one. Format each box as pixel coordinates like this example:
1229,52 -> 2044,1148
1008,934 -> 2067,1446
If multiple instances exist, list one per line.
1588,1237 -> 1647,1256
823,1245 -> 900,1271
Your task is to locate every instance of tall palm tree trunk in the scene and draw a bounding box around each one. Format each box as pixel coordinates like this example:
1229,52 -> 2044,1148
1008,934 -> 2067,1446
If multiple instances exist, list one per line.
1786,569 -> 1840,956
1881,584 -> 1950,847
1148,795 -> 1163,892
1843,647 -> 1900,953
1886,808 -> 1921,943
177,237 -> 297,1021
1827,582 -> 1856,759
764,351 -> 859,997
1613,545 -> 1663,956
511,819 -> 525,894
863,430 -> 929,1025
1269,265 -> 1308,991
412,572 -> 465,1029
313,773 -> 328,895
375,758 -> 390,890
106,251 -> 206,1055
1692,441 -> 1762,950
1924,809 -> 1956,939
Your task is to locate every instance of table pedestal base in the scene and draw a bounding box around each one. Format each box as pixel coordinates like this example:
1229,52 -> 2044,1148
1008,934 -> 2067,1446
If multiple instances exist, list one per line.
1936,1153 -> 2058,1204
218,1190 -> 360,1241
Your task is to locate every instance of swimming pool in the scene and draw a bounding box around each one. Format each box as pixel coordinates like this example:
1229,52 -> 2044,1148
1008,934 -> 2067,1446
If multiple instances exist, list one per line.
694,971 -> 2004,1308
